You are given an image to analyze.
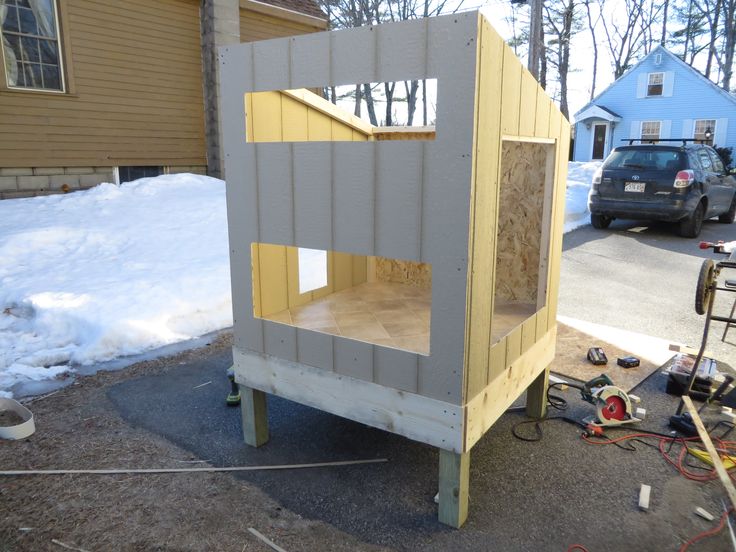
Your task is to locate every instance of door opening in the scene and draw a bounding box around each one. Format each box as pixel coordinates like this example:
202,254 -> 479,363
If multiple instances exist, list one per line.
592,124 -> 607,160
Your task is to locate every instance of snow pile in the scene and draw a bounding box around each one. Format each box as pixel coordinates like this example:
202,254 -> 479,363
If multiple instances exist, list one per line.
1,162 -> 595,398
0,174 -> 232,397
564,161 -> 601,233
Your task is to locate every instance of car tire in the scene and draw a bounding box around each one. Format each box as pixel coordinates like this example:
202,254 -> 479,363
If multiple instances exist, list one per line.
679,201 -> 705,238
718,195 -> 736,223
590,213 -> 612,229
695,259 -> 715,315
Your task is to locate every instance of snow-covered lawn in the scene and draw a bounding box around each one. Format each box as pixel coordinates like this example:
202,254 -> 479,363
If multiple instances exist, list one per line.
0,174 -> 232,397
0,163 -> 597,397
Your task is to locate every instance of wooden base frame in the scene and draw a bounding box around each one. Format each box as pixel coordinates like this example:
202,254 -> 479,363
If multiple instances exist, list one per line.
240,386 -> 269,447
525,366 -> 550,419
438,449 -> 470,528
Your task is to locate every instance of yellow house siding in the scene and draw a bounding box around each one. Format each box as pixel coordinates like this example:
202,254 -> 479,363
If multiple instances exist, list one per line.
0,0 -> 206,169
240,8 -> 323,42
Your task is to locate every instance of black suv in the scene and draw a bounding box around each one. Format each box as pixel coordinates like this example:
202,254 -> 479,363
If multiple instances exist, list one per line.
587,142 -> 736,237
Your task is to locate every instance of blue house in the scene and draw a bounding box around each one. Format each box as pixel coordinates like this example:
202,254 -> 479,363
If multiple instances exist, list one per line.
573,45 -> 736,162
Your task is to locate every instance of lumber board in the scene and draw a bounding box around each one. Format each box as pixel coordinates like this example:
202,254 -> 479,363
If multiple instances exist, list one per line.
464,327 -> 556,450
232,347 -> 464,452
241,386 -> 270,447
438,449 -> 470,528
465,19 -> 504,399
525,366 -> 549,419
682,396 -> 736,509
519,70 -> 538,136
500,45 -> 521,136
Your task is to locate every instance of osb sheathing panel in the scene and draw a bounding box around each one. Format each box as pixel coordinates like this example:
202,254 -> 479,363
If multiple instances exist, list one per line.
494,141 -> 548,303
375,258 -> 432,289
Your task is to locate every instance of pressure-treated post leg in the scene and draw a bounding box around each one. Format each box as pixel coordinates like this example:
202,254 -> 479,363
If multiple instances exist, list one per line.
438,449 -> 470,528
240,385 -> 269,447
525,365 -> 550,419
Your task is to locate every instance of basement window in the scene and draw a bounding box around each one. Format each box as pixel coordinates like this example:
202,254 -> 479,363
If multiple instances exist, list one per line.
117,166 -> 163,184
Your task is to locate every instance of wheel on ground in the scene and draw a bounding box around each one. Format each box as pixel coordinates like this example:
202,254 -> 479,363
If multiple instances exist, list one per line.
591,213 -> 612,229
718,195 -> 736,223
695,259 -> 716,315
679,201 -> 705,238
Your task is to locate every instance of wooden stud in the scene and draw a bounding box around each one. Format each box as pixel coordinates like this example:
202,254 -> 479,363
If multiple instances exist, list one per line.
438,448 -> 470,528
525,365 -> 549,419
240,386 -> 269,448
682,396 -> 736,509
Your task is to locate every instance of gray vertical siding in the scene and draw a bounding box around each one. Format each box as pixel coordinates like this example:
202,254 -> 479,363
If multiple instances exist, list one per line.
220,12 -> 479,404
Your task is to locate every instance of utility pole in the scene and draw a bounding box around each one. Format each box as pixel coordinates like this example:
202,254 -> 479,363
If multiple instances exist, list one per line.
527,0 -> 543,78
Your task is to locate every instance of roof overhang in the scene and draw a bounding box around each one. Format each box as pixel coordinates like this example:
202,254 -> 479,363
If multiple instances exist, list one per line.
573,104 -> 621,123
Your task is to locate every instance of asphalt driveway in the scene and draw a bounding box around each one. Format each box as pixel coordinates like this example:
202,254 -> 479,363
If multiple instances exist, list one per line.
560,217 -> 736,364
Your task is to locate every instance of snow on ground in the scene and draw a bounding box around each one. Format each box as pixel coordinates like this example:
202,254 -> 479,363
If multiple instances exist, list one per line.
0,163 -> 596,398
564,161 -> 600,233
0,174 -> 231,397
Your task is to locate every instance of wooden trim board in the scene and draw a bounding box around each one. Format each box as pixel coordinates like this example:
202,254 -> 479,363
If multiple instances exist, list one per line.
682,395 -> 736,509
463,327 -> 556,450
233,347 -> 464,452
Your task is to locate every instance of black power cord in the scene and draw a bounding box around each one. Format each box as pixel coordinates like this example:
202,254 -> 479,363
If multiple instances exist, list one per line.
511,382 -> 587,442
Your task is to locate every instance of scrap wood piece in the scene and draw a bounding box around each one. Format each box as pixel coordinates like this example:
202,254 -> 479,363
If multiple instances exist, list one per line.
683,396 -> 736,509
695,507 -> 715,522
248,528 -> 288,552
51,539 -> 91,552
0,458 -> 388,477
638,484 -> 651,511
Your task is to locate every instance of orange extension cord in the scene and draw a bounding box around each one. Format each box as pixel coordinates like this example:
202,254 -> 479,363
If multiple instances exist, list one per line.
580,431 -> 736,550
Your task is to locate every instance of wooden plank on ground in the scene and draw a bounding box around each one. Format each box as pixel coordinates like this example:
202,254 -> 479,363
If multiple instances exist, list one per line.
682,395 -> 736,509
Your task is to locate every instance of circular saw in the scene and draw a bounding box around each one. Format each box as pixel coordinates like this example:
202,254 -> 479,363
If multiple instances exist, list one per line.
581,374 -> 643,428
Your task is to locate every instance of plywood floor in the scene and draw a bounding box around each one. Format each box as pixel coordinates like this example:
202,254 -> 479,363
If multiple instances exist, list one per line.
264,282 -> 431,355
263,282 -> 542,356
491,302 -> 537,343
553,322 -> 661,392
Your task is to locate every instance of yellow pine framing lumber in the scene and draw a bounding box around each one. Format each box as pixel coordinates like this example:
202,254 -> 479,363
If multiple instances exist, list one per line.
682,396 -> 736,509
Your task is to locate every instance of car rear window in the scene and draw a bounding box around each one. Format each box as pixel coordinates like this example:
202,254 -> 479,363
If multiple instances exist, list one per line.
604,149 -> 686,171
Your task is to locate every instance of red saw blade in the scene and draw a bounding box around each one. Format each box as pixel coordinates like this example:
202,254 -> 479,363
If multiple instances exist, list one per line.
601,395 -> 627,421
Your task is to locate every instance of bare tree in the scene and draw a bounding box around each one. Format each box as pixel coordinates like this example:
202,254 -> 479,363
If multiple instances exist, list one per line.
669,0 -> 711,65
693,0 -> 736,90
543,0 -> 582,119
583,0 -> 601,100
598,0 -> 664,78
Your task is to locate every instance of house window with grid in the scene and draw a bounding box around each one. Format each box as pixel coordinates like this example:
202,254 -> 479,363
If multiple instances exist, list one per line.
694,119 -> 716,146
647,72 -> 663,96
0,0 -> 64,91
641,121 -> 660,143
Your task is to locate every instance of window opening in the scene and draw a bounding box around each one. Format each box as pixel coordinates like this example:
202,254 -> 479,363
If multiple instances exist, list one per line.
298,247 -> 328,294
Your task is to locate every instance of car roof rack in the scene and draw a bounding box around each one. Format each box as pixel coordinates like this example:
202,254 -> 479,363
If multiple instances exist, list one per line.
622,138 -> 700,146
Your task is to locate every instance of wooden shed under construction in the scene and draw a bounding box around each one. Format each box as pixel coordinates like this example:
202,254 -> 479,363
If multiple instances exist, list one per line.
219,10 -> 571,527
